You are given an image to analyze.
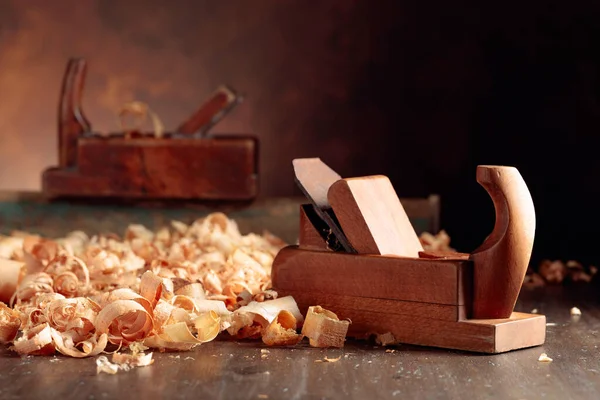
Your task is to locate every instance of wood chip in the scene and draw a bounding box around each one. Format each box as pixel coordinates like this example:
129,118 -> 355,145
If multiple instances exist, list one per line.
538,353 -> 553,363
375,332 -> 397,346
262,310 -> 302,346
301,306 -> 350,348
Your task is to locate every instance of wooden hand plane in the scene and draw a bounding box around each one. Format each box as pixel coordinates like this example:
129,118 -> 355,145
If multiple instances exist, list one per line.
272,158 -> 545,353
42,58 -> 257,202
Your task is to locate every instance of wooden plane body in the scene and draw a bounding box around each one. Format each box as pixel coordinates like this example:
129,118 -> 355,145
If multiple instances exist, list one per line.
43,135 -> 258,200
272,159 -> 545,353
42,58 -> 257,201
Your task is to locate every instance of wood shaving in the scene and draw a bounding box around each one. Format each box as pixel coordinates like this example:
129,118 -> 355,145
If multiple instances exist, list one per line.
261,310 -> 302,346
96,355 -> 119,374
419,231 -> 454,252
315,355 -> 342,363
0,214 -> 288,359
0,259 -> 24,303
0,302 -> 21,343
301,306 -> 350,348
538,353 -> 553,363
570,307 -> 582,316
96,351 -> 154,374
527,259 -> 597,287
375,332 -> 397,346
539,260 -> 567,284
117,101 -> 165,139
522,273 -> 546,289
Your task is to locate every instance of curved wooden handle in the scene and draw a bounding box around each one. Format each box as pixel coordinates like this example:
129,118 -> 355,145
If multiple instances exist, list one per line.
58,58 -> 91,168
470,165 -> 535,319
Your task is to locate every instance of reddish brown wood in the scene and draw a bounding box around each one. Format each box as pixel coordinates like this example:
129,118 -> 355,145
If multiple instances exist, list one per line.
58,58 -> 91,168
44,58 -> 258,201
272,246 -> 471,305
43,136 -> 257,200
328,175 -> 423,256
176,86 -> 242,136
419,250 -> 470,260
470,166 -> 536,319
272,162 -> 541,353
280,289 -> 467,322
271,246 -> 544,353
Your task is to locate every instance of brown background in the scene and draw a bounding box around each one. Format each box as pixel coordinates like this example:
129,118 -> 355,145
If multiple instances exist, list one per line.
1,0 -> 600,264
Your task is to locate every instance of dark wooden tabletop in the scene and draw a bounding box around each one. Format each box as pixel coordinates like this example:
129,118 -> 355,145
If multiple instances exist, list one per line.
0,286 -> 598,400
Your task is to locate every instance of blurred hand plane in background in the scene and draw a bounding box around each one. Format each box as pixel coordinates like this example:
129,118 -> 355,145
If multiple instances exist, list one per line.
42,58 -> 257,203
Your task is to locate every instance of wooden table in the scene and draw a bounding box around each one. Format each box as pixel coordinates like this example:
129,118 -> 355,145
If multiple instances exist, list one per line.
0,286 -> 598,399
1,193 -> 598,399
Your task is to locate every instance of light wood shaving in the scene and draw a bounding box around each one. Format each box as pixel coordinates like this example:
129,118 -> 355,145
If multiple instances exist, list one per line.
301,306 -> 350,348
375,332 -> 397,346
419,231 -> 454,252
262,310 -> 302,346
0,213 -> 361,359
538,353 -> 553,363
0,214 -> 293,358
570,307 -> 582,316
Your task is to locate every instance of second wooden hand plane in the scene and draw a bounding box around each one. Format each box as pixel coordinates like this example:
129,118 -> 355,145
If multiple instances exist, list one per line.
272,158 -> 545,353
42,58 -> 257,202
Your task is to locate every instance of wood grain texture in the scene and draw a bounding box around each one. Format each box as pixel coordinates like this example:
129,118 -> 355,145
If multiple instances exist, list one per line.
58,58 -> 91,168
274,287 -> 545,353
271,246 -> 472,305
278,289 -> 467,322
470,166 -> 536,319
43,136 -> 258,200
336,308 -> 545,353
328,175 -> 423,256
298,204 -> 330,251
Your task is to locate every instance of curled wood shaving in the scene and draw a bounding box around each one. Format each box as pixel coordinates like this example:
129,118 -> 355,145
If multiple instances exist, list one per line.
419,231 -> 454,252
0,213 -> 356,359
117,101 -> 165,139
570,307 -> 582,316
538,353 -> 553,363
314,355 -> 342,363
0,302 -> 21,343
301,306 -> 350,348
262,310 -> 302,346
228,296 -> 303,339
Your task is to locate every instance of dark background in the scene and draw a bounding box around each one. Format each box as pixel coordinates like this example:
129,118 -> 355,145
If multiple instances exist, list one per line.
0,0 -> 598,264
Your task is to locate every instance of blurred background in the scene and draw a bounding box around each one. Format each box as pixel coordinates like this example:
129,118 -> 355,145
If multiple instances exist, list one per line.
0,0 -> 599,264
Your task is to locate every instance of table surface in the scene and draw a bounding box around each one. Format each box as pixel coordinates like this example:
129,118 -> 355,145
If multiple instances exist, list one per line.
1,286 -> 598,400
1,193 -> 599,399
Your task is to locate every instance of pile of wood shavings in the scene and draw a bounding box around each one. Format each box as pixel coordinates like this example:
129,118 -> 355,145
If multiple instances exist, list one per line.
523,259 -> 598,288
0,213 -> 349,364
